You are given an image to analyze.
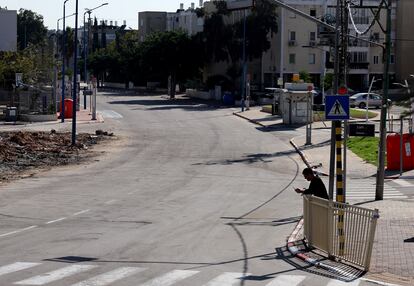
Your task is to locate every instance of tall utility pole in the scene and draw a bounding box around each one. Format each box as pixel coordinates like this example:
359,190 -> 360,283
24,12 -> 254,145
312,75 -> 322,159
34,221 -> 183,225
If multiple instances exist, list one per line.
376,0 -> 392,200
72,0 -> 79,146
328,0 -> 348,203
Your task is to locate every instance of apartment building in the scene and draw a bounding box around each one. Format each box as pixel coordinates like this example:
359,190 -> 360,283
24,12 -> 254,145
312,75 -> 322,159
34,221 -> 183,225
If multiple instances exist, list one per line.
395,0 -> 414,81
167,2 -> 204,36
138,11 -> 167,42
0,8 -> 17,51
263,0 -> 396,91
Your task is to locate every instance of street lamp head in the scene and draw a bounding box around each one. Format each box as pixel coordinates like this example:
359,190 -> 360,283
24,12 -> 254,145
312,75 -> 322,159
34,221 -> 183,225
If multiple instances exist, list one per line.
410,74 -> 414,78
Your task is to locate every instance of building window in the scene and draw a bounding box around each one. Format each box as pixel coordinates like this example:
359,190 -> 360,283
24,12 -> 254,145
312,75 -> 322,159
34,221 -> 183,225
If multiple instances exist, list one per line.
390,54 -> 395,64
310,32 -> 316,42
373,55 -> 379,64
289,54 -> 296,64
309,53 -> 316,64
310,9 -> 316,17
290,31 -> 296,41
350,51 -> 368,63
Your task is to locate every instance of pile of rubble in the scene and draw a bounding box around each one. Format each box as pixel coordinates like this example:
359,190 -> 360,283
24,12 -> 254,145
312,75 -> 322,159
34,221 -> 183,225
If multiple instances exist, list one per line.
0,130 -> 113,182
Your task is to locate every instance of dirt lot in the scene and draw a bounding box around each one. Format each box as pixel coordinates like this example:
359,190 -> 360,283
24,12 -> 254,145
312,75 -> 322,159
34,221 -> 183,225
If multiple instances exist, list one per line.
0,130 -> 114,182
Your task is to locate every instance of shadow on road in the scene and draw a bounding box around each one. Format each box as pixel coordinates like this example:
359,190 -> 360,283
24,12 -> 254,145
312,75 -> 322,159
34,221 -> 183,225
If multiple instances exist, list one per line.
108,96 -> 227,112
274,244 -> 365,282
192,150 -> 298,166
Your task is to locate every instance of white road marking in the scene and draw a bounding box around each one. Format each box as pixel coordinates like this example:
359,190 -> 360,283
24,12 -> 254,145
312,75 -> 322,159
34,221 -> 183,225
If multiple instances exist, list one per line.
73,210 -> 90,216
0,262 -> 41,277
265,275 -> 306,286
0,226 -> 38,238
393,179 -> 413,187
70,267 -> 144,286
46,217 -> 67,224
326,279 -> 360,286
100,110 -> 123,119
202,272 -> 251,286
104,200 -> 117,205
139,270 -> 199,286
15,264 -> 97,285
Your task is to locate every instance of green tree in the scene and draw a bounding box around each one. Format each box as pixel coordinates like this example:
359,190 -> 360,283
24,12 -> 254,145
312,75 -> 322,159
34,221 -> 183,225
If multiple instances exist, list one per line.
57,27 -> 75,70
17,9 -> 47,50
299,70 -> 311,82
140,31 -> 204,98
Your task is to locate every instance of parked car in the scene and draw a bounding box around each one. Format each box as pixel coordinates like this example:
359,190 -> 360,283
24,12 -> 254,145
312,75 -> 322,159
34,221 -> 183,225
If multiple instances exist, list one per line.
349,92 -> 391,109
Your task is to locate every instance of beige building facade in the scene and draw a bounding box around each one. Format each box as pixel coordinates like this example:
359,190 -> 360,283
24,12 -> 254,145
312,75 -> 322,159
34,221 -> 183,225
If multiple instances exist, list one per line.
263,0 -> 396,91
138,11 -> 167,42
395,0 -> 414,82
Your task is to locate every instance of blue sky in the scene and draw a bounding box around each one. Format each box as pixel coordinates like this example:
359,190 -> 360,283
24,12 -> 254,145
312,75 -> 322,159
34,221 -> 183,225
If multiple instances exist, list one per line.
0,0 -> 201,30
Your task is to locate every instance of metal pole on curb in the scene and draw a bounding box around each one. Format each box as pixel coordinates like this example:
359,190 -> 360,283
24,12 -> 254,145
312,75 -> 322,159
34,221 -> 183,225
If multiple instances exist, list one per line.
376,0 -> 392,201
306,88 -> 312,145
92,81 -> 97,120
61,0 -> 70,123
400,117 -> 403,176
71,0 -> 79,146
241,9 -> 247,112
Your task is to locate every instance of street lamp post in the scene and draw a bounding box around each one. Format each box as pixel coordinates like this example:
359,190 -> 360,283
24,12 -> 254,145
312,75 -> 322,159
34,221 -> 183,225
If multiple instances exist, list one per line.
61,0 -> 71,123
83,3 -> 108,89
72,0 -> 79,146
57,12 -> 76,117
366,77 -> 381,122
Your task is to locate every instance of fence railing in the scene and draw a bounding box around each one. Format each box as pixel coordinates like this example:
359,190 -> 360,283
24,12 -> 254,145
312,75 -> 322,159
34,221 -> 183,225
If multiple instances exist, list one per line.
303,195 -> 379,271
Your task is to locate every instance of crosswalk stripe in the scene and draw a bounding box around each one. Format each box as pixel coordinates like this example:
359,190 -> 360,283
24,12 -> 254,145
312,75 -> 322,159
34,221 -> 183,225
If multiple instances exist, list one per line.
0,262 -> 41,277
138,270 -> 199,286
393,179 -> 413,187
265,275 -> 306,286
15,265 -> 97,285
202,272 -> 251,286
100,110 -> 123,119
70,267 -> 145,286
326,279 -> 360,285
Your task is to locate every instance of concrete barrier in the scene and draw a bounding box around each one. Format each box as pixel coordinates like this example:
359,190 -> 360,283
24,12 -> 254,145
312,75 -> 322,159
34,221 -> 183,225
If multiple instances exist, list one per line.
186,89 -> 212,100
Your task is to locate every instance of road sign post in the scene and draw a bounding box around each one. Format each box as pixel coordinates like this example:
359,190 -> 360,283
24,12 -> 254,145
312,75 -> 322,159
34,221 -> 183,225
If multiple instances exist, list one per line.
325,95 -> 350,120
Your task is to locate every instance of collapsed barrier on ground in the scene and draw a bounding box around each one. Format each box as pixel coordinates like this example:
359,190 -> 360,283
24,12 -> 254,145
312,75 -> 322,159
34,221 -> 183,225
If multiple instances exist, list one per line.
303,195 -> 379,271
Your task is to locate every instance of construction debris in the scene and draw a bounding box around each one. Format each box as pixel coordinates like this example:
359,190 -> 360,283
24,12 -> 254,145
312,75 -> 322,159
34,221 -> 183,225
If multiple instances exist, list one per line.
0,130 -> 114,182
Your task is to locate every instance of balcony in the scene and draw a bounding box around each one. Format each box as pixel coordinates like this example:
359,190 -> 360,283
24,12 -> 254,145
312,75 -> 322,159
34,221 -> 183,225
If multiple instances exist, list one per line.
288,40 -> 296,47
349,62 -> 369,70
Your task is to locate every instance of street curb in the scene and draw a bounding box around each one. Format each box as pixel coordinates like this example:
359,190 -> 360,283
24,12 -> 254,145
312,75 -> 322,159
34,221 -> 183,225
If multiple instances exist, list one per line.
289,138 -> 329,177
286,219 -> 349,275
233,112 -> 267,128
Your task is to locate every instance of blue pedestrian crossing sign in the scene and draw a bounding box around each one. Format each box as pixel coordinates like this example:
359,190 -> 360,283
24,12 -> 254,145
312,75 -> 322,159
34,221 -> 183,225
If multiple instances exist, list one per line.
325,95 -> 350,120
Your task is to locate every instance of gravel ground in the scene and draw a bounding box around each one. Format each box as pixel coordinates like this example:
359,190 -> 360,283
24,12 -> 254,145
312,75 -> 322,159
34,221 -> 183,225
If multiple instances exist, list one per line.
0,130 -> 114,182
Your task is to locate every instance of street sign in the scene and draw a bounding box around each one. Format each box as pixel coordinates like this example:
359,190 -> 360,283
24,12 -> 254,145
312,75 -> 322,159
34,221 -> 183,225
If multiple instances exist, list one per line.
15,73 -> 23,86
349,123 -> 375,137
325,95 -> 350,120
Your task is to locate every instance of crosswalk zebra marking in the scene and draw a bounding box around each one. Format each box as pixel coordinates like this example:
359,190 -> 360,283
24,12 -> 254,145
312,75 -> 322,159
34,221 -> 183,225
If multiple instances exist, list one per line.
326,279 -> 361,285
393,179 -> 413,187
138,269 -> 199,286
70,267 -> 145,286
14,264 -> 97,285
265,274 -> 306,286
0,262 -> 41,277
100,110 -> 123,119
202,272 -> 251,286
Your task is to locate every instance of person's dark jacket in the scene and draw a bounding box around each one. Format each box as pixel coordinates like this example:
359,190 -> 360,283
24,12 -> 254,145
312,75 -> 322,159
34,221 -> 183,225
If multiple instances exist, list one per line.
303,177 -> 329,199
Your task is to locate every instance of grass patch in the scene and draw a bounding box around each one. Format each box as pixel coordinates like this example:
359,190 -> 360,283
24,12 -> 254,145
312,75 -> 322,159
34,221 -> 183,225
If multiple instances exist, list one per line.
350,108 -> 377,119
347,136 -> 380,166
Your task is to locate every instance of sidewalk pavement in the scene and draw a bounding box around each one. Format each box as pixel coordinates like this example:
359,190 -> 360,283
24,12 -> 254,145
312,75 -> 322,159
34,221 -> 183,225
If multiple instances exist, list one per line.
235,106 -> 414,286
0,109 -> 104,132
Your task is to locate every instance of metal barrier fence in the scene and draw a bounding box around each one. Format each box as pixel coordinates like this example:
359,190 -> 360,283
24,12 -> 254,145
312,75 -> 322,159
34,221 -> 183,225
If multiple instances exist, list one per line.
303,195 -> 379,271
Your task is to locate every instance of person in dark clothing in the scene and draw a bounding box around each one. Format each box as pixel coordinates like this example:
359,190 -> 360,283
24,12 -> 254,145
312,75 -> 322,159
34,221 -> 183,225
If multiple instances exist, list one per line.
295,168 -> 329,200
